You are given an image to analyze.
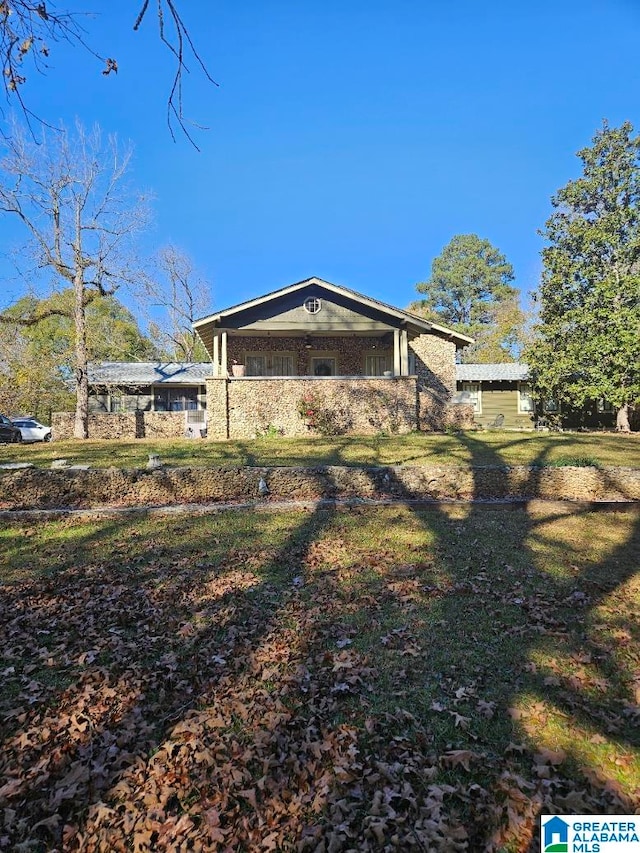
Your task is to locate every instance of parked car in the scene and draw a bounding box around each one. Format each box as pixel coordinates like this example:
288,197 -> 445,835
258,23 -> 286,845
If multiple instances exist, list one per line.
0,414 -> 22,443
10,417 -> 52,443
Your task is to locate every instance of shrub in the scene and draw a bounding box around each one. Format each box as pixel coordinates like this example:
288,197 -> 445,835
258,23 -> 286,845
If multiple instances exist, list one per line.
296,391 -> 351,436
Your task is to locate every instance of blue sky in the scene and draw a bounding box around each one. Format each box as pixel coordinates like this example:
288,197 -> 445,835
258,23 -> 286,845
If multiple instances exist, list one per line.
2,0 -> 640,317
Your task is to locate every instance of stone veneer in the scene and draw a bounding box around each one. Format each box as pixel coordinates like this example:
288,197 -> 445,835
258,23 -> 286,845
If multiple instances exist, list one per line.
207,377 -> 418,439
54,333 -> 462,439
52,411 -> 188,440
226,335 -> 393,377
208,332 -> 459,436
1,465 -> 638,511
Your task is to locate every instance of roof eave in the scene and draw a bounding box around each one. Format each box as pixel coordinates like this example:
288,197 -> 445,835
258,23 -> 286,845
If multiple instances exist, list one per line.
193,276 -> 473,345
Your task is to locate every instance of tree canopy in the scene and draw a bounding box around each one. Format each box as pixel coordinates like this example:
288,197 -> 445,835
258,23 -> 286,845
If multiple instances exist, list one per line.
0,291 -> 155,420
139,245 -> 212,362
526,120 -> 640,431
411,233 -> 524,362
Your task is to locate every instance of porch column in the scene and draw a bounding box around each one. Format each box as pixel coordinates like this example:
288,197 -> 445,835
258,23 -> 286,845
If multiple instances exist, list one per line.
400,329 -> 409,376
393,329 -> 401,376
221,330 -> 228,376
212,333 -> 220,376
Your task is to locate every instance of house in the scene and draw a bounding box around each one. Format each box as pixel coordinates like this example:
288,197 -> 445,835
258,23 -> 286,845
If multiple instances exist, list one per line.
193,276 -> 473,438
87,362 -> 209,414
455,363 -> 618,430
455,363 -> 535,429
52,277 -> 475,439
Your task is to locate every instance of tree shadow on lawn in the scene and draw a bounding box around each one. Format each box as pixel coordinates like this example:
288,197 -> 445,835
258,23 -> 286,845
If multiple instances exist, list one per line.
332,431 -> 640,850
0,443 -> 638,851
0,502 -> 347,849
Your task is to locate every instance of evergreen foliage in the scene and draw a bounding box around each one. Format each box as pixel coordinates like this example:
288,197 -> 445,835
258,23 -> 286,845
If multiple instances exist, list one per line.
527,121 -> 640,431
412,234 -> 524,362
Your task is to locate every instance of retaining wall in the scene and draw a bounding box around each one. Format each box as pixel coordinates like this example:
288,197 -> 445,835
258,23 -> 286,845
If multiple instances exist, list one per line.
0,465 -> 638,511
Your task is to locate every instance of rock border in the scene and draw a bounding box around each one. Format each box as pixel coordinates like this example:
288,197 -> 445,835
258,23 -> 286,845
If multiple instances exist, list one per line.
0,464 -> 639,512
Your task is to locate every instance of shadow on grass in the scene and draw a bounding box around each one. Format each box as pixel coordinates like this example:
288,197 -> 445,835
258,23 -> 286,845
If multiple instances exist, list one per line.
341,431 -> 640,849
0,439 -> 638,850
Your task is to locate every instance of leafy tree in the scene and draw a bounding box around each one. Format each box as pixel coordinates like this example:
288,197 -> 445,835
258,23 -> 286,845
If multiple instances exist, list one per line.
527,121 -> 640,432
0,121 -> 150,437
1,2 -> 215,142
0,292 -> 155,421
411,233 -> 524,362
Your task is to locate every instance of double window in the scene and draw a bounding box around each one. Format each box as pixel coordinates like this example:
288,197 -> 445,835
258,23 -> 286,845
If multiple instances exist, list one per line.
365,354 -> 391,376
154,388 -> 200,411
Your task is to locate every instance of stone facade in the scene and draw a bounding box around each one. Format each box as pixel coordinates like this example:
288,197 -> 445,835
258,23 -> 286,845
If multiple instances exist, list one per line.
226,335 -> 394,377
52,412 -> 189,440
1,464 -> 638,511
65,331 -> 461,439
207,377 -> 419,439
410,336 -> 456,396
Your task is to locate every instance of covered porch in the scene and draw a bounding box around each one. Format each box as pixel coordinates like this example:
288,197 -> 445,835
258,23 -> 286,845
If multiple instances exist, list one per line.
204,326 -> 414,378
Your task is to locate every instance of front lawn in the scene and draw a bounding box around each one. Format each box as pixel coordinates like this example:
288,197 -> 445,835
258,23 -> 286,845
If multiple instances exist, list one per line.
1,430 -> 639,469
0,504 -> 638,850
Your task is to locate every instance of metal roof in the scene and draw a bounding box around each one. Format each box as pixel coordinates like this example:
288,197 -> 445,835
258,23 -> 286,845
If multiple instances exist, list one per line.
88,362 -> 212,386
456,363 -> 530,382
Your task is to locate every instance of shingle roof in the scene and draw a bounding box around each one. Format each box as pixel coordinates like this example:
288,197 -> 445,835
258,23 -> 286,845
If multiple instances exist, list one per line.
456,363 -> 530,382
88,362 -> 212,385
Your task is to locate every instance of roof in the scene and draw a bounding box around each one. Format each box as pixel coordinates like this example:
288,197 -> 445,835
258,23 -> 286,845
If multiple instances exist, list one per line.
456,363 -> 530,382
88,362 -> 212,386
194,276 -> 474,347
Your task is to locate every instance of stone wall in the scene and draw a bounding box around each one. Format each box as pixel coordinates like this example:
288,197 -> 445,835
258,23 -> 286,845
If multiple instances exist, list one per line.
207,377 -> 418,439
226,335 -> 393,376
1,464 -> 638,511
52,412 -> 188,440
410,335 -> 457,397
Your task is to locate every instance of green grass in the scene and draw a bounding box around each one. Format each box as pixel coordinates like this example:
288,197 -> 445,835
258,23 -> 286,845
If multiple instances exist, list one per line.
0,504 -> 638,850
1,429 -> 638,469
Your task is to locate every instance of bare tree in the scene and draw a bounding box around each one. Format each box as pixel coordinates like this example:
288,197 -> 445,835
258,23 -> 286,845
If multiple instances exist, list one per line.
141,245 -> 212,361
1,2 -> 216,144
0,120 -> 150,437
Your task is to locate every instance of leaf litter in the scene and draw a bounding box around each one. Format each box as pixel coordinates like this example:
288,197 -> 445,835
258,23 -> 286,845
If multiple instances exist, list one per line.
0,506 -> 638,851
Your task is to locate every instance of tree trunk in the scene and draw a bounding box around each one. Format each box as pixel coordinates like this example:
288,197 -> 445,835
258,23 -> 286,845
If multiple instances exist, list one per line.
616,403 -> 630,433
73,274 -> 89,439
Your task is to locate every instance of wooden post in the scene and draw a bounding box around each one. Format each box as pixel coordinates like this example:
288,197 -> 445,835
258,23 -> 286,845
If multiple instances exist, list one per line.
400,329 -> 409,376
213,334 -> 220,376
221,330 -> 228,376
393,329 -> 401,376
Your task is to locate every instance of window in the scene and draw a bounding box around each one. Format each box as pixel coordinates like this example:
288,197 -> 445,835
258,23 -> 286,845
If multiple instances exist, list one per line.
272,354 -> 295,376
518,383 -> 534,413
304,297 -> 322,314
312,357 -> 336,376
246,355 -> 265,376
154,388 -> 198,411
365,354 -> 390,376
461,382 -> 481,414
544,398 -> 559,413
245,352 -> 296,376
596,399 -> 614,413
